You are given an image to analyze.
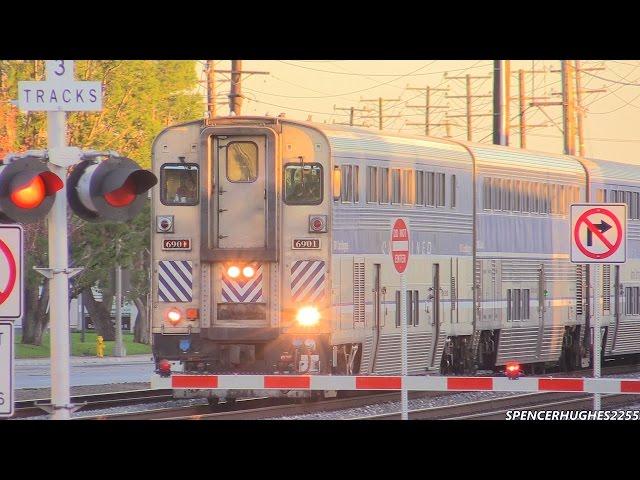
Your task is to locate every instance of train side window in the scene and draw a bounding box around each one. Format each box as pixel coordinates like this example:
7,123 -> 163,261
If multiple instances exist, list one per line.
367,166 -> 378,203
284,163 -> 323,205
416,171 -> 425,205
427,172 -> 435,206
395,290 -> 401,327
522,289 -> 530,320
632,192 -> 639,219
391,169 -> 402,204
492,178 -> 500,210
353,165 -> 360,203
341,165 -> 352,202
436,172 -> 445,207
451,174 -> 457,208
406,290 -> 413,326
483,177 -> 491,210
160,163 -> 199,206
514,180 -> 521,212
507,289 -> 512,321
380,167 -> 390,204
521,181 -> 529,213
413,290 -> 420,326
403,170 -> 414,205
226,142 -> 258,182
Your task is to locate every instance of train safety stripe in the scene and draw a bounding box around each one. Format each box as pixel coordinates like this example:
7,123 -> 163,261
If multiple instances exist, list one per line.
151,374 -> 640,394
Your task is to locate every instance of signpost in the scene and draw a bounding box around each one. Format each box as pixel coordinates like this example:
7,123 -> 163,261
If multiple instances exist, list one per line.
571,203 -> 626,412
391,218 -> 409,420
17,61 -> 103,419
0,322 -> 13,417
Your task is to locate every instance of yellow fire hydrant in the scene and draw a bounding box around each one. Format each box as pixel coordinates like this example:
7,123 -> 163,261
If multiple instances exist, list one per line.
96,336 -> 105,358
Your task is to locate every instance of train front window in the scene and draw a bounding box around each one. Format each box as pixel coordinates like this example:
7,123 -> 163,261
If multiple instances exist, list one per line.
160,163 -> 199,205
227,141 -> 258,182
284,163 -> 323,205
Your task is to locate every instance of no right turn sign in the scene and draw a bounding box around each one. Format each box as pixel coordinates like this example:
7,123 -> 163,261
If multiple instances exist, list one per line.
571,203 -> 627,264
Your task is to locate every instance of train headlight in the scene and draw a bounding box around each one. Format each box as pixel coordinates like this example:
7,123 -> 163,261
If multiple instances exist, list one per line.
227,266 -> 241,278
296,306 -> 320,326
242,266 -> 255,278
166,307 -> 182,325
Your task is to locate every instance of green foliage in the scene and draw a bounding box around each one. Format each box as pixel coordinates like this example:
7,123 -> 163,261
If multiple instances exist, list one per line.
2,60 -> 204,341
15,332 -> 152,358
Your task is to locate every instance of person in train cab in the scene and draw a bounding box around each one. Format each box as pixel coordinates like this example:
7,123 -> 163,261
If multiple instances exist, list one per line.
175,177 -> 196,203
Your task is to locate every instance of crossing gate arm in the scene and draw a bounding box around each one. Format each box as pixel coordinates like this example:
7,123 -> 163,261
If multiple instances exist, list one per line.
150,374 -> 640,395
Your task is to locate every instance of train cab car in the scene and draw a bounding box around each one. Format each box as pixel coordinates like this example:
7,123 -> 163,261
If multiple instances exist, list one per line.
150,115 -> 640,396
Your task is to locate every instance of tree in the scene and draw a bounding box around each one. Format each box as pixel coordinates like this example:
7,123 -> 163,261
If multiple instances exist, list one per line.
3,60 -> 203,345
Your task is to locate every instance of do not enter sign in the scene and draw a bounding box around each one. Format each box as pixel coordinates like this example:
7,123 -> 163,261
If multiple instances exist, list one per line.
571,203 -> 626,264
0,225 -> 23,319
391,218 -> 409,273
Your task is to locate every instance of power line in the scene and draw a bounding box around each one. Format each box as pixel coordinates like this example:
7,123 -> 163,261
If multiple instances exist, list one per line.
277,60 -> 491,77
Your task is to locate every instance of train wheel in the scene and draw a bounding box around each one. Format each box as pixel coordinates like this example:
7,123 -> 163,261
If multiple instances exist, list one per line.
207,396 -> 220,408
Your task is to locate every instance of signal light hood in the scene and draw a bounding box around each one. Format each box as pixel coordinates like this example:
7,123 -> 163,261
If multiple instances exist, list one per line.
100,167 -> 157,196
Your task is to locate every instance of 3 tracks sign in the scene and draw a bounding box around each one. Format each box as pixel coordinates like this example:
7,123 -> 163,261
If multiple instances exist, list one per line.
571,204 -> 626,264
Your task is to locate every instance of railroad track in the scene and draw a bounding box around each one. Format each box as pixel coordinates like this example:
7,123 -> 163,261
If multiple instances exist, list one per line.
349,392 -> 640,420
11,389 -> 174,419
81,391 -> 457,420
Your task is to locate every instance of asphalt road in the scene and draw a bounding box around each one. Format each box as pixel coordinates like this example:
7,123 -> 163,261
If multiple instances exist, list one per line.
15,359 -> 155,389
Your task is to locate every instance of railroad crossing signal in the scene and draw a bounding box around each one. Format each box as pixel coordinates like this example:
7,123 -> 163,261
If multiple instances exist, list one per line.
67,155 -> 157,222
0,156 -> 63,223
571,203 -> 626,263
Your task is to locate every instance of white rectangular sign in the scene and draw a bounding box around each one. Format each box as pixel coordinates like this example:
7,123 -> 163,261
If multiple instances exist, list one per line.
0,225 -> 23,319
18,80 -> 102,111
0,322 -> 13,417
571,203 -> 627,264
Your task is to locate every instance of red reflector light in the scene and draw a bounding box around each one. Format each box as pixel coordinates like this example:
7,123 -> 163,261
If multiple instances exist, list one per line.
158,359 -> 171,375
505,361 -> 521,379
11,175 -> 46,209
104,177 -> 137,207
186,308 -> 199,320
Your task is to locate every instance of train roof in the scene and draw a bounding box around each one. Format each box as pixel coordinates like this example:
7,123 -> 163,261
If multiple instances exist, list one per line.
170,116 -> 640,185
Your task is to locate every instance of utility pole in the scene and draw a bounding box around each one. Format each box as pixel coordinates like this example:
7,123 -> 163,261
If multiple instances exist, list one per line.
493,60 -> 511,146
406,85 -> 449,136
360,97 -> 402,130
574,61 -> 606,157
216,61 -> 269,116
561,60 -> 576,155
205,60 -> 216,118
333,105 -> 369,127
445,73 -> 493,141
512,68 -> 549,149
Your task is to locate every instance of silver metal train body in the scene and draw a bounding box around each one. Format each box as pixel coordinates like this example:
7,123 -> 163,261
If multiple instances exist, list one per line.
150,116 -> 640,380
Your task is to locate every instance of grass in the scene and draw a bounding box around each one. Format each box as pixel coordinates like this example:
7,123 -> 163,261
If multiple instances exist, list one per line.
15,332 -> 152,359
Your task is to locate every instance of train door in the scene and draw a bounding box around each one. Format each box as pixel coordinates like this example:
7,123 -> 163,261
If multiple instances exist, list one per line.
216,136 -> 266,248
371,263 -> 382,372
430,263 -> 441,367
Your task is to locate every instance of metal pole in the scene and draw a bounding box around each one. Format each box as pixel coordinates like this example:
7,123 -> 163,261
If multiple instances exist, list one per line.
349,107 -> 354,126
47,109 -> 71,420
561,60 -> 576,155
378,97 -> 383,130
466,75 -> 472,141
519,69 -> 526,148
575,60 -> 586,157
400,272 -> 408,420
206,60 -> 216,118
79,292 -> 85,343
594,263 -> 601,411
229,60 -> 243,115
425,86 -> 430,136
114,263 -> 123,357
493,60 -> 510,146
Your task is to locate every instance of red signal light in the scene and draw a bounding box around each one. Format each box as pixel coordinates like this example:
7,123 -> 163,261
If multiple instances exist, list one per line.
505,361 -> 522,380
11,175 -> 46,209
158,359 -> 171,376
104,176 -> 136,207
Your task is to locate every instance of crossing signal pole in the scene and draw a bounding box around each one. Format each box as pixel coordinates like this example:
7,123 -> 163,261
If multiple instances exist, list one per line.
445,73 -> 493,141
493,60 -> 511,146
359,97 -> 402,130
405,85 -> 449,136
8,60 -> 157,419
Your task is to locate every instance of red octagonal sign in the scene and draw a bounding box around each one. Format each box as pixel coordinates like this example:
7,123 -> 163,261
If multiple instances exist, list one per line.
391,218 -> 409,273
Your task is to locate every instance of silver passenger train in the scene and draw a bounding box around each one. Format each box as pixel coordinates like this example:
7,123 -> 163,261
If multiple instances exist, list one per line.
150,115 -> 640,381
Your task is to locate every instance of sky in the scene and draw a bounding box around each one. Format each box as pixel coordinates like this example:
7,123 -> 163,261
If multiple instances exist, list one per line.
195,60 -> 640,165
